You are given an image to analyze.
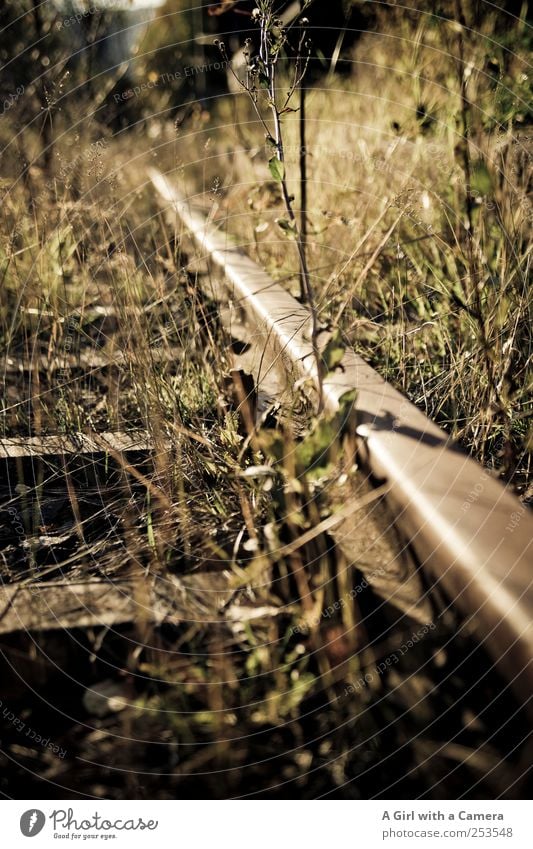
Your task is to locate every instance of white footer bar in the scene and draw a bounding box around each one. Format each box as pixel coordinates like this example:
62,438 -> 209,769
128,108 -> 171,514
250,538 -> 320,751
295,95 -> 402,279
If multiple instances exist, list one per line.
3,800 -> 529,847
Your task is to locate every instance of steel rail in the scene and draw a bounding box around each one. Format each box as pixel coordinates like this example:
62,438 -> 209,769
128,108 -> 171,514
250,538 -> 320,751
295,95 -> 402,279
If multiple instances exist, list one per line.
150,167 -> 533,712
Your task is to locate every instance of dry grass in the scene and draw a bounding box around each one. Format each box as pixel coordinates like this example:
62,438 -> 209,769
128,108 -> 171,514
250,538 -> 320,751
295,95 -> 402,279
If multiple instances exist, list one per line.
168,7 -> 532,495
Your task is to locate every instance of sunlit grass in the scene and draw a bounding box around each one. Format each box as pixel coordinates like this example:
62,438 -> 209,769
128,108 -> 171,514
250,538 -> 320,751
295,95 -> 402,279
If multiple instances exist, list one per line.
170,12 -> 532,495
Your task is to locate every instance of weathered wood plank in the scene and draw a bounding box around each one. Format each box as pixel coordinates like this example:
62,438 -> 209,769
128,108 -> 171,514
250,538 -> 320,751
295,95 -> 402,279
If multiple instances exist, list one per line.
0,572 -> 235,634
0,580 -> 137,633
0,431 -> 159,459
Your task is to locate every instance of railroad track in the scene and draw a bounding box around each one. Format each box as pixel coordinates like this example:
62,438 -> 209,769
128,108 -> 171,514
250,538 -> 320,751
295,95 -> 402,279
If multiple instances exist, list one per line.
1,168 -> 531,721
1,167 -> 531,801
148,168 -> 533,714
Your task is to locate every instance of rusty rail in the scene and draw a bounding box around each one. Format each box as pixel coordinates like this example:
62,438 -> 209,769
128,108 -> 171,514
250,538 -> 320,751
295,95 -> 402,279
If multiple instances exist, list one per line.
149,167 -> 533,711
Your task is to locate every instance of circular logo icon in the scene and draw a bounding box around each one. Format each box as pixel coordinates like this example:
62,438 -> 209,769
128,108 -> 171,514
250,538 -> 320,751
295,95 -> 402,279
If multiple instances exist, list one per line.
20,810 -> 46,837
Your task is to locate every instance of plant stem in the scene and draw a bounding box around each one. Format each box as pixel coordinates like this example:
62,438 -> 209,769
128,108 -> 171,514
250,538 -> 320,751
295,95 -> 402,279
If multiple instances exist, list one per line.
263,9 -> 323,410
453,0 -> 498,427
223,2 -> 323,410
300,82 -> 308,257
273,96 -> 323,410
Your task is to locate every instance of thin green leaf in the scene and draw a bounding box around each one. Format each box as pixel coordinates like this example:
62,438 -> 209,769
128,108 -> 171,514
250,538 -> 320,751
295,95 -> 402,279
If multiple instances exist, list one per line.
321,329 -> 346,372
268,157 -> 285,183
471,161 -> 493,197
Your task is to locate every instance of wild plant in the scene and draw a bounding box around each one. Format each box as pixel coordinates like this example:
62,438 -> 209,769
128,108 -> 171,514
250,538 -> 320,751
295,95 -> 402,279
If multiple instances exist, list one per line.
217,1 -> 325,409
